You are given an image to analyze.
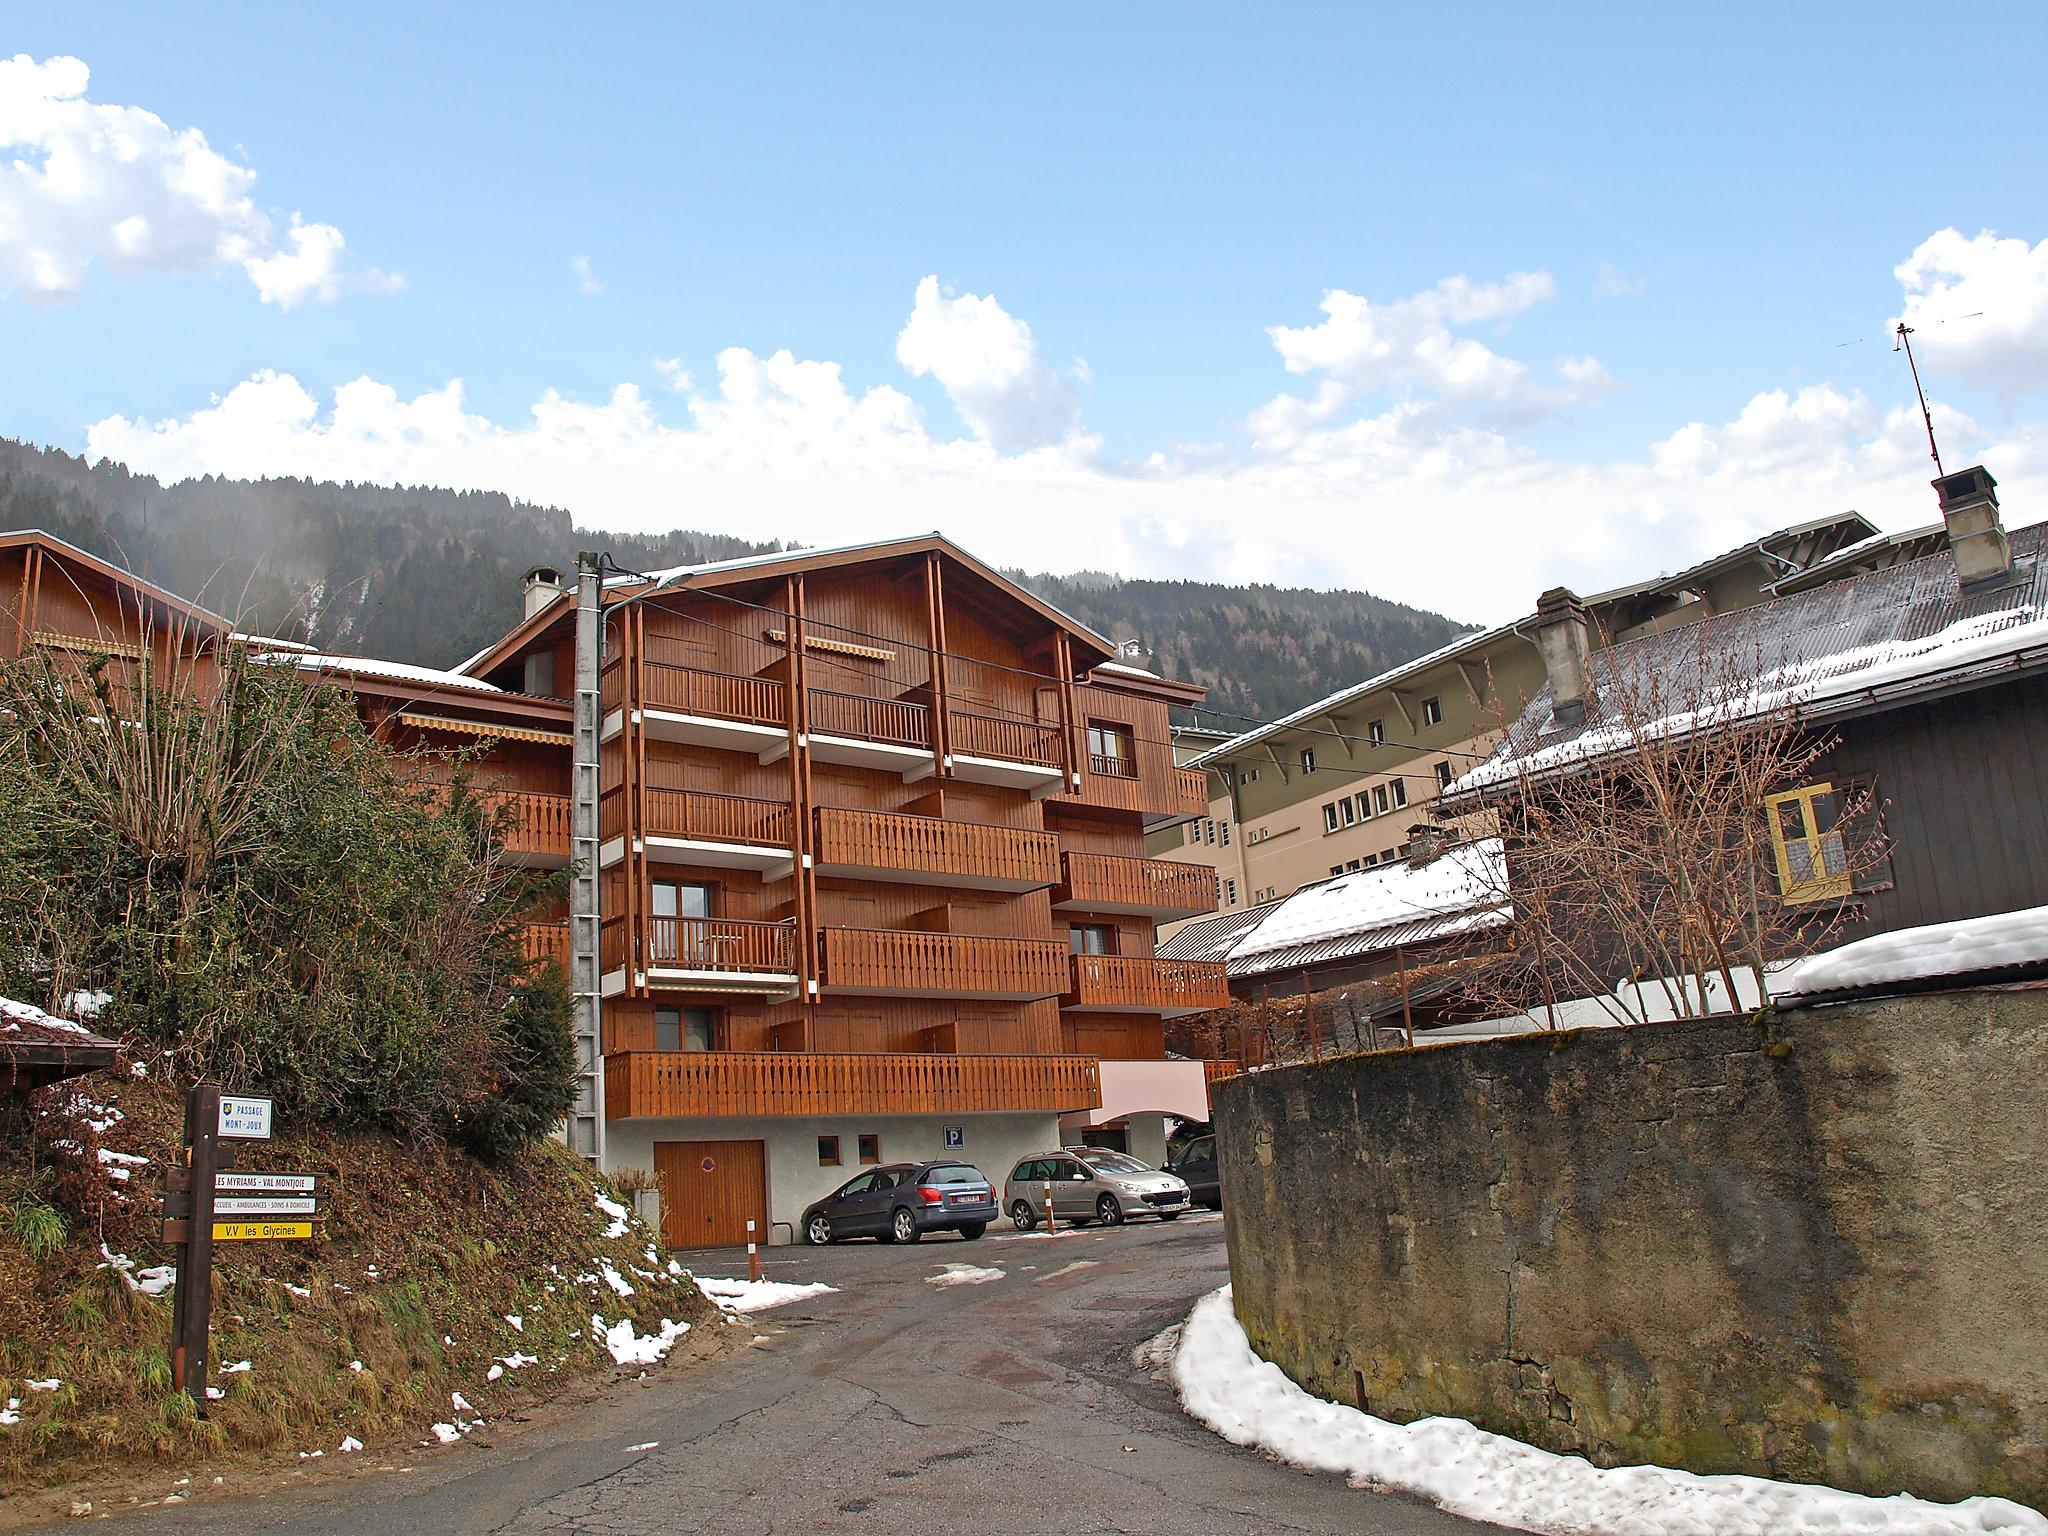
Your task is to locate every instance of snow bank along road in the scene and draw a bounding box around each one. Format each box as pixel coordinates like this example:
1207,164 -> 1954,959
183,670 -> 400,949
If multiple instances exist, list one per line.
48,1215 -> 1487,1535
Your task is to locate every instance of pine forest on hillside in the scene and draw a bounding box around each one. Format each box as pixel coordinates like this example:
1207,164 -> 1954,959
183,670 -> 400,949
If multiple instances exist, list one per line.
0,439 -> 1465,721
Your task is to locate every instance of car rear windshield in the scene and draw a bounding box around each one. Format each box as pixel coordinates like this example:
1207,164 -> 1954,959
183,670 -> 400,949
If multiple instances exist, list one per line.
920,1164 -> 986,1185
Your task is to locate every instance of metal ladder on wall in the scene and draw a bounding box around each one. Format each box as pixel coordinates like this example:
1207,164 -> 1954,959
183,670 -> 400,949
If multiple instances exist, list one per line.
566,551 -> 605,1165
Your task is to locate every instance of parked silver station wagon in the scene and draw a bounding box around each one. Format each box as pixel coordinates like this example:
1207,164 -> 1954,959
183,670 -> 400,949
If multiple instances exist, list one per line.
1004,1147 -> 1191,1228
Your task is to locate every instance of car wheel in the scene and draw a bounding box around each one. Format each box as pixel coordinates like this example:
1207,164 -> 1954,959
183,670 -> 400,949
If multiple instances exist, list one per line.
805,1213 -> 832,1246
1010,1200 -> 1036,1231
1158,1212 -> 1181,1222
1096,1195 -> 1125,1226
891,1207 -> 921,1244
958,1222 -> 986,1240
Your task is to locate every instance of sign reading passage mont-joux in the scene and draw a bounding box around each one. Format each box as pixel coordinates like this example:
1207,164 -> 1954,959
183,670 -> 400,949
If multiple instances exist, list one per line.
216,1094 -> 273,1140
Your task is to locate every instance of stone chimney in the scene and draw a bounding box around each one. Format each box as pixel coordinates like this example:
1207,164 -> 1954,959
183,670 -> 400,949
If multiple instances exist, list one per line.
1533,586 -> 1594,728
1933,466 -> 2015,593
522,564 -> 567,619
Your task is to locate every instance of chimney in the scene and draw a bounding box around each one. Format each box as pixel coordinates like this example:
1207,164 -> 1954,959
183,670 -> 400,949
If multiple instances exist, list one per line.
1933,466 -> 2015,592
521,564 -> 567,619
1405,823 -> 1450,868
1533,586 -> 1594,728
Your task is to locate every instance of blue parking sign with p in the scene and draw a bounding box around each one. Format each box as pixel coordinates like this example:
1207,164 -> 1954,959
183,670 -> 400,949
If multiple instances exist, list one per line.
943,1125 -> 965,1150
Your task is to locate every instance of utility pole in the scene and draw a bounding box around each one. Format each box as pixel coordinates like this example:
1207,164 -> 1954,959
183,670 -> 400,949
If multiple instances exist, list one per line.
568,551 -> 605,1165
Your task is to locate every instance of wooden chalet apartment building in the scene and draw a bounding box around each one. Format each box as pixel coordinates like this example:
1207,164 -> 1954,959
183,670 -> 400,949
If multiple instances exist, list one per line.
2,530 -> 1225,1247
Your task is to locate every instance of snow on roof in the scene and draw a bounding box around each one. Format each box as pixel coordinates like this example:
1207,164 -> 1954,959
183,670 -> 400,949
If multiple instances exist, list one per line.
263,652 -> 504,693
1773,904 -> 2048,1004
1452,522 -> 2048,796
1156,902 -> 1283,966
1,996 -> 117,1050
1224,839 -> 1507,976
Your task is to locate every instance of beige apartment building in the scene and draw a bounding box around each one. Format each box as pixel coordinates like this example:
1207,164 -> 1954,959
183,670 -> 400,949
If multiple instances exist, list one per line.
1148,513 -> 1880,935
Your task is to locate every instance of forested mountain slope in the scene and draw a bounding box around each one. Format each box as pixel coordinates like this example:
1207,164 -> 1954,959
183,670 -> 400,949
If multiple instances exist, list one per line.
0,439 -> 1463,719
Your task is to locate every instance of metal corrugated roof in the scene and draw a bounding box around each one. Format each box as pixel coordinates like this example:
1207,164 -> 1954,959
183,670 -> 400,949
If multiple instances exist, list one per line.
1156,903 -> 1279,964
1228,903 -> 1509,979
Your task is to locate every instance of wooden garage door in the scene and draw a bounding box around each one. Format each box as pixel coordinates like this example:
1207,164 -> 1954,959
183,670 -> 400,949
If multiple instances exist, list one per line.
654,1139 -> 767,1249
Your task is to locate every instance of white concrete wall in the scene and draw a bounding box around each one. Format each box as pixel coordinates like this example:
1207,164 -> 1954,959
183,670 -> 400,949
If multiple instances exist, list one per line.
606,1111 -> 1062,1244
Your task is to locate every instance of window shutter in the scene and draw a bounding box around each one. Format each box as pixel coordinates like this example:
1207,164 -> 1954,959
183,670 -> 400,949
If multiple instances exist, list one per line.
1840,774 -> 1895,894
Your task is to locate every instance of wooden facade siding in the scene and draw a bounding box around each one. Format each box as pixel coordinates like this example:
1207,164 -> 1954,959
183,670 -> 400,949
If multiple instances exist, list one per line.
951,708 -> 1062,767
645,915 -> 799,976
645,787 -> 793,847
1055,851 -> 1219,915
1066,954 -> 1233,1013
813,806 -> 1059,886
606,1048 -> 1102,1119
475,788 -> 572,860
818,927 -> 1069,998
808,686 -> 930,747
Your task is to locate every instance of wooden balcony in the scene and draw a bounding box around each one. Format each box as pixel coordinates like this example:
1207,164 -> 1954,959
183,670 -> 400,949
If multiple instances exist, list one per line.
1137,765 -> 1211,828
603,659 -> 791,757
520,920 -> 568,971
625,788 -> 793,879
605,1049 -> 1102,1120
476,789 -> 572,865
1203,1059 -> 1240,1090
630,915 -> 800,995
818,928 -> 1068,1001
813,807 -> 1059,891
1065,954 -> 1232,1017
948,708 -> 1065,793
1053,852 -> 1219,919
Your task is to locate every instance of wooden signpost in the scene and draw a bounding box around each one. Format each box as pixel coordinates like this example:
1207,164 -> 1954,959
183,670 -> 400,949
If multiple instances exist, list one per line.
164,1083 -> 326,1413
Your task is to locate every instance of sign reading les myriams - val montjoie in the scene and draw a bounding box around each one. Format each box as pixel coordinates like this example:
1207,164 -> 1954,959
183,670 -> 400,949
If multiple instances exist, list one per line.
216,1094 -> 273,1140
213,1170 -> 320,1194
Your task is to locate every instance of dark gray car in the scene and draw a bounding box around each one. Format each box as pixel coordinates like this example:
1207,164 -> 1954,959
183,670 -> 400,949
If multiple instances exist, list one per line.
801,1161 -> 996,1245
1166,1133 -> 1221,1209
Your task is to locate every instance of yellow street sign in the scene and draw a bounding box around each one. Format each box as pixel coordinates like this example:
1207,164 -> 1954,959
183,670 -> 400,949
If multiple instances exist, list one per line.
211,1220 -> 314,1242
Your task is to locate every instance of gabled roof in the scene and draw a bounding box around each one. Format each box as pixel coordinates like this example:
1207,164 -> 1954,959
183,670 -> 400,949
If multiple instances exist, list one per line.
461,532 -> 1120,682
1452,520 -> 2048,795
0,529 -> 245,642
1188,511 -> 1877,770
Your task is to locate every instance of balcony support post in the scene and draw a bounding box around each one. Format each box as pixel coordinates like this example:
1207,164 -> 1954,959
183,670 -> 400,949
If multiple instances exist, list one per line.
567,551 -> 606,1166
924,552 -> 952,771
785,575 -> 818,1048
1053,630 -> 1079,794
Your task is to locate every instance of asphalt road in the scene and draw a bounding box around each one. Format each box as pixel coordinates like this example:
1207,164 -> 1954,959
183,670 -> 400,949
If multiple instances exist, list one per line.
46,1214 -> 1491,1536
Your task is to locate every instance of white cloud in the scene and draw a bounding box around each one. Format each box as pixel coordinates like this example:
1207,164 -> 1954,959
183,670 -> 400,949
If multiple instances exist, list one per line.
0,52 -> 397,307
895,275 -> 1085,451
81,256 -> 2048,623
652,357 -> 692,392
572,255 -> 602,296
1261,271 -> 1608,427
1593,262 -> 1647,297
1894,227 -> 2048,398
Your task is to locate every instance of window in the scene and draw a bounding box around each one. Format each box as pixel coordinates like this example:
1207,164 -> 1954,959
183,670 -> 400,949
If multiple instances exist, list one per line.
818,1135 -> 842,1167
1204,818 -> 1216,845
1767,783 -> 1851,904
1070,923 -> 1118,956
1220,820 -> 1231,845
1300,748 -> 1316,774
1367,719 -> 1385,746
1341,797 -> 1357,827
858,1133 -> 881,1165
1225,879 -> 1238,906
650,881 -> 714,964
1421,696 -> 1443,727
1087,720 -> 1137,778
1330,865 -> 1343,876
1346,859 -> 1362,871
1239,767 -> 1259,784
1390,779 -> 1407,809
1435,760 -> 1454,790
654,1006 -> 714,1052
1356,791 -> 1374,821
1323,802 -> 1340,834
1373,783 -> 1391,816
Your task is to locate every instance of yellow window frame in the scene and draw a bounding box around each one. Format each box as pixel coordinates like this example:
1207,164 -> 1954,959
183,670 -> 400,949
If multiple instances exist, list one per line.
1766,782 -> 1851,905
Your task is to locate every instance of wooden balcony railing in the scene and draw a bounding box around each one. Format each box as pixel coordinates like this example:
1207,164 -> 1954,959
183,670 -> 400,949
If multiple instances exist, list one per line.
1089,750 -> 1139,780
645,788 -> 792,848
819,928 -> 1069,998
807,688 -> 929,749
646,916 -> 798,976
1067,954 -> 1233,1013
475,789 -> 572,860
1056,852 -> 1219,915
1169,766 -> 1210,817
600,915 -> 629,974
639,662 -> 787,727
814,807 -> 1058,887
950,708 -> 1062,768
520,921 -> 568,971
606,1049 -> 1102,1119
1203,1059 -> 1240,1090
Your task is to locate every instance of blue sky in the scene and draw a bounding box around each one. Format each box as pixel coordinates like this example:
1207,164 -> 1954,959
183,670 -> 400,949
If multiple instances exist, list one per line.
8,3 -> 2048,619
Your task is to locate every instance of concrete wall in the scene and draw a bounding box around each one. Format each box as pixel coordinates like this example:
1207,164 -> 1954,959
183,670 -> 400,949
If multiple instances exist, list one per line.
607,1111 -> 1059,1243
1216,989 -> 2048,1506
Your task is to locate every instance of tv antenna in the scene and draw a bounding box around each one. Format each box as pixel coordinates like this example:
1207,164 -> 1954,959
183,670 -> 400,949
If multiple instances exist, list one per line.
1893,322 -> 1943,475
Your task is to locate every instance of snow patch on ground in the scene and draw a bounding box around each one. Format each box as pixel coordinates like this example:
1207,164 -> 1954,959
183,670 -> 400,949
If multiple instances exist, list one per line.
925,1263 -> 1004,1287
593,1189 -> 631,1239
99,1245 -> 175,1296
692,1276 -> 838,1313
1162,1286 -> 2048,1536
592,1314 -> 691,1366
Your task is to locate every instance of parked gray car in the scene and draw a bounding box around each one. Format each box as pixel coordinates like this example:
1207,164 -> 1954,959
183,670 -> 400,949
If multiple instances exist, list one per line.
1003,1148 -> 1190,1229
